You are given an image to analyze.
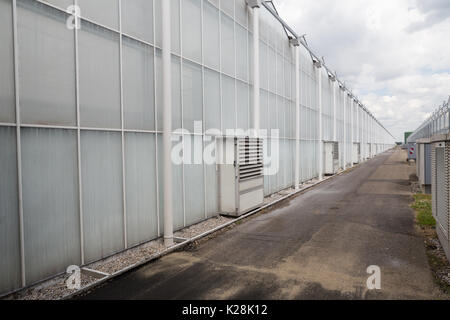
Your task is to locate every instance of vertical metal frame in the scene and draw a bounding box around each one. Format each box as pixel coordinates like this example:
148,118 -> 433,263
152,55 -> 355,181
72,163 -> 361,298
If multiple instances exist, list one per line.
11,0 -> 26,287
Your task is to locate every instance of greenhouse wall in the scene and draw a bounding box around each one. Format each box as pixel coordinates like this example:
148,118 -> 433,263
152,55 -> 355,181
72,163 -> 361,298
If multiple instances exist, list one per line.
0,0 -> 395,295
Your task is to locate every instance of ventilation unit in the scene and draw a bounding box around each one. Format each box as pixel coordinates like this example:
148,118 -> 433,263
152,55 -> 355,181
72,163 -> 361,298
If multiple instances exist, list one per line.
324,141 -> 339,175
218,137 -> 264,217
431,139 -> 450,261
417,139 -> 432,186
352,142 -> 360,164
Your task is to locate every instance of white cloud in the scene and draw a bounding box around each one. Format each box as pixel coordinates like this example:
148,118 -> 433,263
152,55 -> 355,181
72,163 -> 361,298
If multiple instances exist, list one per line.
275,0 -> 450,140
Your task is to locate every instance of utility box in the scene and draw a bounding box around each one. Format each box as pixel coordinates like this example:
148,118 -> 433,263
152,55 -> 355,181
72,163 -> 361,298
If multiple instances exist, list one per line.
218,137 -> 264,217
431,135 -> 450,262
416,139 -> 432,186
324,141 -> 339,175
352,142 -> 360,164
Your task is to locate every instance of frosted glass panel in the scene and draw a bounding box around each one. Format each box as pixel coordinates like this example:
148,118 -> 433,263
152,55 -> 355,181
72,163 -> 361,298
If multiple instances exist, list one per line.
21,128 -> 80,284
203,0 -> 220,69
236,23 -> 248,81
171,0 -> 181,54
123,37 -> 155,130
221,14 -> 235,76
77,0 -> 119,29
122,0 -> 153,43
220,0 -> 234,18
81,131 -> 124,263
236,81 -> 249,130
182,60 -> 203,132
0,127 -> 20,294
18,0 -> 76,126
157,135 -> 184,230
125,133 -> 158,246
172,56 -> 182,131
182,0 -> 201,62
79,21 -> 121,128
0,0 -> 15,123
222,75 -> 235,131
235,0 -> 247,27
184,135 -> 205,225
204,68 -> 221,131
41,0 -> 73,9
204,137 -> 218,217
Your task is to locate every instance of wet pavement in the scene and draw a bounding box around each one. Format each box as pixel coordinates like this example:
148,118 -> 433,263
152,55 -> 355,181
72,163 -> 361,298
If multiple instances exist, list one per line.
79,149 -> 442,300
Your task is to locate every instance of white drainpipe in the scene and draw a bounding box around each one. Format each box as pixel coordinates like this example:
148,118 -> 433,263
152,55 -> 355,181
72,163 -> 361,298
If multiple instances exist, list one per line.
162,0 -> 173,247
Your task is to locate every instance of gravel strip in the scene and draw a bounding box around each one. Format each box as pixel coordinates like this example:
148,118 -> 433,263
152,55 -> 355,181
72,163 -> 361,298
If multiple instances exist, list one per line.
174,215 -> 234,239
90,239 -> 166,275
9,273 -> 99,300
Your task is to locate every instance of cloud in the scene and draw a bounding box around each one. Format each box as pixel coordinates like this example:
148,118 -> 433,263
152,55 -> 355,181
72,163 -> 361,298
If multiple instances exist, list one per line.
406,0 -> 450,32
275,0 -> 450,140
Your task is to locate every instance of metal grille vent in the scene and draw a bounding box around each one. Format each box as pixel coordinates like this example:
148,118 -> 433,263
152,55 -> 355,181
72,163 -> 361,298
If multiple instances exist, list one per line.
333,142 -> 339,160
237,137 -> 263,181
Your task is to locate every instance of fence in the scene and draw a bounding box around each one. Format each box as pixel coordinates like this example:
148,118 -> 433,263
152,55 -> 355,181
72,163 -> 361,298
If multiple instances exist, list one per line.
407,97 -> 450,142
0,0 -> 395,295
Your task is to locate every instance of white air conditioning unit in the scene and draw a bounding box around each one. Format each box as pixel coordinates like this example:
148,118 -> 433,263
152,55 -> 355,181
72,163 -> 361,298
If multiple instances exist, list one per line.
324,141 -> 339,175
352,142 -> 360,164
218,137 -> 264,217
431,140 -> 450,261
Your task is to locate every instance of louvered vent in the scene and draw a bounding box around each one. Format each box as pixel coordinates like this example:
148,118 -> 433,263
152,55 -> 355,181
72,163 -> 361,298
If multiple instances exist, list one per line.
333,142 -> 339,160
237,138 -> 263,181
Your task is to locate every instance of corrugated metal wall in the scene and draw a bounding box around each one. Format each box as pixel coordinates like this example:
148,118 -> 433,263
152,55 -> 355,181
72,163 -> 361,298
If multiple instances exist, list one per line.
0,0 -> 394,295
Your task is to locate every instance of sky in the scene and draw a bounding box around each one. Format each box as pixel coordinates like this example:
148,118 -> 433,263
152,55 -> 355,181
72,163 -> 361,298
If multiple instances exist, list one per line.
275,0 -> 450,141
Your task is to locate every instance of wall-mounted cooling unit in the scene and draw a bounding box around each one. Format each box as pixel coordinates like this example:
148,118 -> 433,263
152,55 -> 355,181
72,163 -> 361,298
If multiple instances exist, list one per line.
324,141 -> 339,175
218,137 -> 264,217
431,136 -> 450,262
416,139 -> 432,186
352,142 -> 360,164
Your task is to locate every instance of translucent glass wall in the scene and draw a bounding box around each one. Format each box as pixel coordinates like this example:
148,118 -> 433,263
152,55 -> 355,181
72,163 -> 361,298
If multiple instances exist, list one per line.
0,0 -> 394,295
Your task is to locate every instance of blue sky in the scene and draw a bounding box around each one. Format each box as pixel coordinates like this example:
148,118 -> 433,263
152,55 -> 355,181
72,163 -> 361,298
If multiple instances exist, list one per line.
276,0 -> 450,141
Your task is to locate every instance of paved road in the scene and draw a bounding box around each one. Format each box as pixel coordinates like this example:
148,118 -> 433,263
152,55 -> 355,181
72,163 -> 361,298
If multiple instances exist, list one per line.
80,149 -> 442,299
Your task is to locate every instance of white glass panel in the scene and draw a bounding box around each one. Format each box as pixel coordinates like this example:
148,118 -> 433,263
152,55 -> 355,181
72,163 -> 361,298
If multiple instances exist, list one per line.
79,21 -> 121,128
41,0 -> 72,9
182,60 -> 203,133
81,131 -> 124,263
77,0 -> 119,30
221,75 -> 235,131
220,0 -> 234,18
235,0 -> 247,27
172,56 -> 182,131
0,127 -> 20,294
125,133 -> 158,246
21,128 -> 80,284
204,68 -> 221,131
0,0 -> 15,123
123,37 -> 155,130
182,0 -> 201,62
18,0 -> 76,126
157,135 -> 184,230
204,137 -> 218,217
221,14 -> 235,76
122,0 -> 153,43
236,81 -> 248,130
203,0 -> 220,69
184,135 -> 205,225
236,23 -> 248,81
171,0 -> 181,54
